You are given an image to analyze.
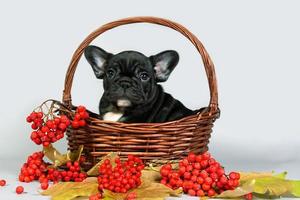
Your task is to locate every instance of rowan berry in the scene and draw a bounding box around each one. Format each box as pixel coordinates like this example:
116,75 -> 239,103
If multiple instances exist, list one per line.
16,186 -> 24,194
178,166 -> 186,175
244,193 -> 253,200
197,189 -> 205,197
187,152 -> 196,162
208,188 -> 216,197
183,172 -> 191,180
202,183 -> 211,191
229,172 -> 240,180
41,182 -> 49,190
188,189 -> 196,196
72,120 -> 80,129
0,180 -> 6,186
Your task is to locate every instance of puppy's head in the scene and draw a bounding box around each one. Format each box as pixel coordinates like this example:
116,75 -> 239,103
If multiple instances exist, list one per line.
84,45 -> 179,111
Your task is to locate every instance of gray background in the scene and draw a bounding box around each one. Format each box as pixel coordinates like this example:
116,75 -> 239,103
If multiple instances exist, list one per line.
0,0 -> 300,199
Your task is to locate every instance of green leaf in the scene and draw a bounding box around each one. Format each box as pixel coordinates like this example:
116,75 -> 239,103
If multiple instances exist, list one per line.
291,180 -> 300,197
253,176 -> 292,196
273,171 -> 287,179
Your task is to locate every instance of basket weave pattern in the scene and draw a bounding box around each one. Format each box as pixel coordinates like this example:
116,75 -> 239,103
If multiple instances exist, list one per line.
62,16 -> 220,169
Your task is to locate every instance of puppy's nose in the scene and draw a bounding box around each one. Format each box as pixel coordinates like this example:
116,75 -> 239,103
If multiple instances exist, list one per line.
119,80 -> 131,89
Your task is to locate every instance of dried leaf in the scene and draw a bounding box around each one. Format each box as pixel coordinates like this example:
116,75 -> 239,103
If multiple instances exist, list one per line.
103,183 -> 181,200
102,190 -> 126,200
142,169 -> 161,182
239,171 -> 273,182
102,167 -> 182,200
273,171 -> 287,179
67,145 -> 84,162
219,171 -> 300,198
253,176 -> 293,196
291,180 -> 300,197
43,144 -> 66,167
41,177 -> 98,200
43,144 -> 83,167
217,179 -> 255,198
87,152 -> 118,176
134,182 -> 182,200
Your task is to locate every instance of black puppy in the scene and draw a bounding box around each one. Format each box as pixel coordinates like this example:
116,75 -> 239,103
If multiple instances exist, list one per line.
84,45 -> 195,123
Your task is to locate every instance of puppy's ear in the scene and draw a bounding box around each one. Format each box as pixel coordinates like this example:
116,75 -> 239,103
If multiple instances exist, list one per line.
84,45 -> 113,79
150,50 -> 179,82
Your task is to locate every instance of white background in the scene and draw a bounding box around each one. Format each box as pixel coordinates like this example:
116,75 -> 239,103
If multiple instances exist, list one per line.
0,0 -> 299,199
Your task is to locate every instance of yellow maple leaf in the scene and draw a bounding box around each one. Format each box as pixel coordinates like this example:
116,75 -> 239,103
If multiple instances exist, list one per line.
43,144 -> 83,167
218,171 -> 300,198
41,177 -> 98,200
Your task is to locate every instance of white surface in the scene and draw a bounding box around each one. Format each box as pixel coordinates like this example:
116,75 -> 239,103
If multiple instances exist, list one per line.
0,0 -> 300,199
1,159 -> 300,200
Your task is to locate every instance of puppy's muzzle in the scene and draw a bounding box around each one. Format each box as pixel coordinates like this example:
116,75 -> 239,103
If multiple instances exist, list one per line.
118,79 -> 132,89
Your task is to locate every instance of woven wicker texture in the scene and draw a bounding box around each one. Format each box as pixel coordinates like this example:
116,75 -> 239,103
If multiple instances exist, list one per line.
61,16 -> 220,169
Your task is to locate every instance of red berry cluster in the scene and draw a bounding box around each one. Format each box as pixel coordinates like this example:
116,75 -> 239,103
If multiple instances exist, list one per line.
43,161 -> 87,183
89,193 -> 103,200
160,152 -> 240,197
19,152 -> 87,190
71,106 -> 89,129
26,112 -> 44,129
19,152 -> 49,183
97,155 -> 144,194
27,112 -> 70,147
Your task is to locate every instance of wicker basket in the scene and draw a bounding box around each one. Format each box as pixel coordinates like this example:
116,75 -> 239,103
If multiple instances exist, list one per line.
62,16 -> 220,170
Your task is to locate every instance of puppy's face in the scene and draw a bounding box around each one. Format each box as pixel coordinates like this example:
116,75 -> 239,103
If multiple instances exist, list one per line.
84,46 -> 179,112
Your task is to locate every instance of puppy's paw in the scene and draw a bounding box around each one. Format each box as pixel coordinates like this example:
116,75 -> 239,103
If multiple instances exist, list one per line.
103,112 -> 123,122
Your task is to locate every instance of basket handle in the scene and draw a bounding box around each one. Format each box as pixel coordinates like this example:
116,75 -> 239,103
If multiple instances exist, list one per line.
63,16 -> 218,112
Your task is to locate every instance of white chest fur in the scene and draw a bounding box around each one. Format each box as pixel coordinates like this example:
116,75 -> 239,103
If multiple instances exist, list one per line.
103,112 -> 123,122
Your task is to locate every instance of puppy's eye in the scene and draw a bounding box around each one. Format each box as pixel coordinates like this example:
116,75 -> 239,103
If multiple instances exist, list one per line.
139,72 -> 149,81
106,69 -> 115,79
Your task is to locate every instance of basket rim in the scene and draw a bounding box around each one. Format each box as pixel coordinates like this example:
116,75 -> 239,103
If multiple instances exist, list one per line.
62,104 -> 220,128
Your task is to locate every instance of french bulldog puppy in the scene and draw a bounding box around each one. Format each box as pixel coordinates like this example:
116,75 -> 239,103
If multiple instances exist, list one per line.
84,45 -> 195,123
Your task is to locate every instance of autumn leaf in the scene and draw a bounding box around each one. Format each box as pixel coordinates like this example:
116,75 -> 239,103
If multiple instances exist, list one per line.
291,180 -> 300,197
43,144 -> 83,167
132,181 -> 182,200
103,183 -> 182,200
239,171 -> 273,182
41,177 -> 98,200
142,168 -> 161,182
217,179 -> 255,198
87,152 -> 118,176
218,171 -> 300,198
273,171 -> 287,179
67,145 -> 84,162
102,168 -> 182,200
253,176 -> 293,196
102,190 -> 126,200
43,144 -> 65,167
